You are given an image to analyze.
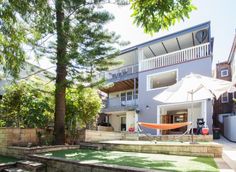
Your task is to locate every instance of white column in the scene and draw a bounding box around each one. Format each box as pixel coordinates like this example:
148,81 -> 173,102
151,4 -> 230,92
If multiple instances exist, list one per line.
134,112 -> 138,132
138,48 -> 144,71
202,100 -> 207,126
156,106 -> 160,135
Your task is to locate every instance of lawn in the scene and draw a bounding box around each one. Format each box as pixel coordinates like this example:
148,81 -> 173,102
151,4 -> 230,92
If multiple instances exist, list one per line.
42,149 -> 219,172
0,155 -> 18,164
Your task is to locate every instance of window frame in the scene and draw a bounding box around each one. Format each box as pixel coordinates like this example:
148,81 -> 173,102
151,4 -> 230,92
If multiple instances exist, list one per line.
146,69 -> 178,91
220,68 -> 229,77
221,92 -> 229,103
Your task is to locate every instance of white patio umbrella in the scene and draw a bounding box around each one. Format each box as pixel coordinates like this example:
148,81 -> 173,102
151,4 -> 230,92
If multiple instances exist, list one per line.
153,73 -> 236,143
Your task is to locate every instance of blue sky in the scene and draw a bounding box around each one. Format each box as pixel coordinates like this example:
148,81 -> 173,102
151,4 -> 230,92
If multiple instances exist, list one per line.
104,0 -> 236,65
32,0 -> 236,70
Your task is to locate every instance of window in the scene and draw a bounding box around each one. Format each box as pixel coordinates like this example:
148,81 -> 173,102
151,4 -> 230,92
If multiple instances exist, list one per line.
221,93 -> 229,103
126,91 -> 133,101
147,70 -> 177,90
221,69 -> 229,77
120,92 -> 126,102
133,90 -> 138,99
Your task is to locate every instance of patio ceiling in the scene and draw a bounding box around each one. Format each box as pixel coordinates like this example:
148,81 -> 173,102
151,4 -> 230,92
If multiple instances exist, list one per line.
119,22 -> 211,60
100,78 -> 138,93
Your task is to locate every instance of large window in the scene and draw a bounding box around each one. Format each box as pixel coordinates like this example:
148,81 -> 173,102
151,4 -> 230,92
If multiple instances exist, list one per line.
147,70 -> 177,90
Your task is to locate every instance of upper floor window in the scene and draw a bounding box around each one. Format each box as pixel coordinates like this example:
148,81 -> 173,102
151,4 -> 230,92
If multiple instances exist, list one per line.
221,92 -> 229,103
220,68 -> 229,77
126,91 -> 133,101
147,70 -> 177,90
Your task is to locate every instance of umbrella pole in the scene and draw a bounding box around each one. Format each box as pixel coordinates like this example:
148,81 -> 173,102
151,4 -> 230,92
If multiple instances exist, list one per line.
191,91 -> 194,143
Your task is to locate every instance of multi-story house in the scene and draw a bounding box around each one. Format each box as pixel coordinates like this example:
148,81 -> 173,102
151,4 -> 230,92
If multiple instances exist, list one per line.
99,22 -> 214,135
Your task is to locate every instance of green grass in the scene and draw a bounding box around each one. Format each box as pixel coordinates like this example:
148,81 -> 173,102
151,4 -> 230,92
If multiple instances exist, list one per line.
41,149 -> 219,172
0,155 -> 18,164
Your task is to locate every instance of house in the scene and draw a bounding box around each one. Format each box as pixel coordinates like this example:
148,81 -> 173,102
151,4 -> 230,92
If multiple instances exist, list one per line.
98,22 -> 214,135
0,62 -> 54,98
213,61 -> 233,129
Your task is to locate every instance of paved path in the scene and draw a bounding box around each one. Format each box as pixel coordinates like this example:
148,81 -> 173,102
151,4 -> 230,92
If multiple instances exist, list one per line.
214,136 -> 236,172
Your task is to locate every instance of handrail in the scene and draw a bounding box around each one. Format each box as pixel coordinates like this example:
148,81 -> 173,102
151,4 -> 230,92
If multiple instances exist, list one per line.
140,42 -> 210,71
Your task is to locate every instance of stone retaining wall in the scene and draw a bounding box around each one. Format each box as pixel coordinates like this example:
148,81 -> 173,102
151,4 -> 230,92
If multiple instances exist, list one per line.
1,145 -> 80,159
139,134 -> 213,142
100,141 -> 222,158
0,128 -> 43,148
78,130 -> 213,142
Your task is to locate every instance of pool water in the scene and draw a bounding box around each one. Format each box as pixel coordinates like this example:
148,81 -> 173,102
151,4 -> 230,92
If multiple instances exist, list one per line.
41,149 -> 219,172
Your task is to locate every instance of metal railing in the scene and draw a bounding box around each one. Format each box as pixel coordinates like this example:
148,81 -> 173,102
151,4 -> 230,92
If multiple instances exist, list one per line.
98,64 -> 139,80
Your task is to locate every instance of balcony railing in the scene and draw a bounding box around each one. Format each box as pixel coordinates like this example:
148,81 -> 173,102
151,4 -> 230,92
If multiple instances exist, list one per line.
140,42 -> 211,71
98,64 -> 139,80
104,97 -> 138,109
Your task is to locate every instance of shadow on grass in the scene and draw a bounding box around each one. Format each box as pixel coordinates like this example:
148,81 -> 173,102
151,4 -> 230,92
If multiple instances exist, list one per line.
44,149 -> 219,172
48,149 -> 177,171
189,157 -> 219,172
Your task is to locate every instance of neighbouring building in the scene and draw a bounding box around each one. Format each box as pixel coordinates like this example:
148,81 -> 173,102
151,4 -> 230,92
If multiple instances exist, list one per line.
98,22 -> 214,135
0,62 -> 54,97
213,62 -> 233,126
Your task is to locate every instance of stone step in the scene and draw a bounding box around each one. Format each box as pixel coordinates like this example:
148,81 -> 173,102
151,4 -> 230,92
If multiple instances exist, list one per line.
222,150 -> 236,171
16,161 -> 45,172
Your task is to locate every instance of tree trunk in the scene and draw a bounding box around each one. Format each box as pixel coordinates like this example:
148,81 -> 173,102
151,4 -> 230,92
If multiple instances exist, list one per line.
54,0 -> 67,145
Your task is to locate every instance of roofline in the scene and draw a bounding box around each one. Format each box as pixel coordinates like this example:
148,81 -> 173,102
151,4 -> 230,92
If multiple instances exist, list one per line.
228,32 -> 236,63
120,21 -> 211,55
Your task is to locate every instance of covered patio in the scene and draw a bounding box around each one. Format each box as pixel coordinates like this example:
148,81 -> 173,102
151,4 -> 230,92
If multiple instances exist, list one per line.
157,100 -> 212,135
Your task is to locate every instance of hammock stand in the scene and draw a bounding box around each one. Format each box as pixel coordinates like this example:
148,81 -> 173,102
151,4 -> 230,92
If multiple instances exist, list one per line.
137,122 -> 192,142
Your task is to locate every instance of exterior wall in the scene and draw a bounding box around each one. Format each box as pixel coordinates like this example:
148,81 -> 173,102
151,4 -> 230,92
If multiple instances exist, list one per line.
138,57 -> 212,135
109,113 -> 122,132
110,50 -> 138,70
126,111 -> 135,131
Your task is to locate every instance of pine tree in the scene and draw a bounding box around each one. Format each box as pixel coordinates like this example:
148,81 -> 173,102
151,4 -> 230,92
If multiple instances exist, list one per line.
0,0 -> 195,144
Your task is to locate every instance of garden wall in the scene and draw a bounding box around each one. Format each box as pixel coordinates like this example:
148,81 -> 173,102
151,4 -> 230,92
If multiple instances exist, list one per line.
78,130 -> 139,142
78,129 -> 213,142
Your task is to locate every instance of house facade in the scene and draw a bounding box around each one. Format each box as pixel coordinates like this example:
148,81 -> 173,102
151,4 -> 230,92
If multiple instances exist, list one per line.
99,22 -> 214,135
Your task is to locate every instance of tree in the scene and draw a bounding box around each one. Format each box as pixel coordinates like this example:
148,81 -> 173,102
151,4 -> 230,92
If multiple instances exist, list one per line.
66,87 -> 102,130
0,0 -> 196,144
130,0 -> 196,34
0,79 -> 54,128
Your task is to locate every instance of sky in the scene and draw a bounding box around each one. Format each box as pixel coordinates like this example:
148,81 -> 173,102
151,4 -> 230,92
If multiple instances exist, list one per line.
31,0 -> 236,70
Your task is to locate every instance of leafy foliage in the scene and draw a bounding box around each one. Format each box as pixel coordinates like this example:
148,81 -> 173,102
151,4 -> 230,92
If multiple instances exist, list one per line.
66,87 -> 102,130
130,0 -> 196,34
0,79 -> 54,128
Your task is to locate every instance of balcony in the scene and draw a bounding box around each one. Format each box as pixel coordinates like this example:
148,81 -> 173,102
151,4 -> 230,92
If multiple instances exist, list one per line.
140,42 -> 211,71
98,64 -> 139,82
103,96 -> 138,113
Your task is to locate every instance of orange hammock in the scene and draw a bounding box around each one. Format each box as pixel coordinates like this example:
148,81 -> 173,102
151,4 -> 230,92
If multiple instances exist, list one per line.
138,122 -> 192,130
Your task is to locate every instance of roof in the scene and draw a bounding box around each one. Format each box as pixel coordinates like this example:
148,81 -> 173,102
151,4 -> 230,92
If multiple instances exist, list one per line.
228,31 -> 236,63
120,21 -> 211,55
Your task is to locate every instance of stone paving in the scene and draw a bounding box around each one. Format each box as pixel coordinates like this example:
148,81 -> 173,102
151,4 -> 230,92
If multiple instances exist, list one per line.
214,136 -> 236,172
